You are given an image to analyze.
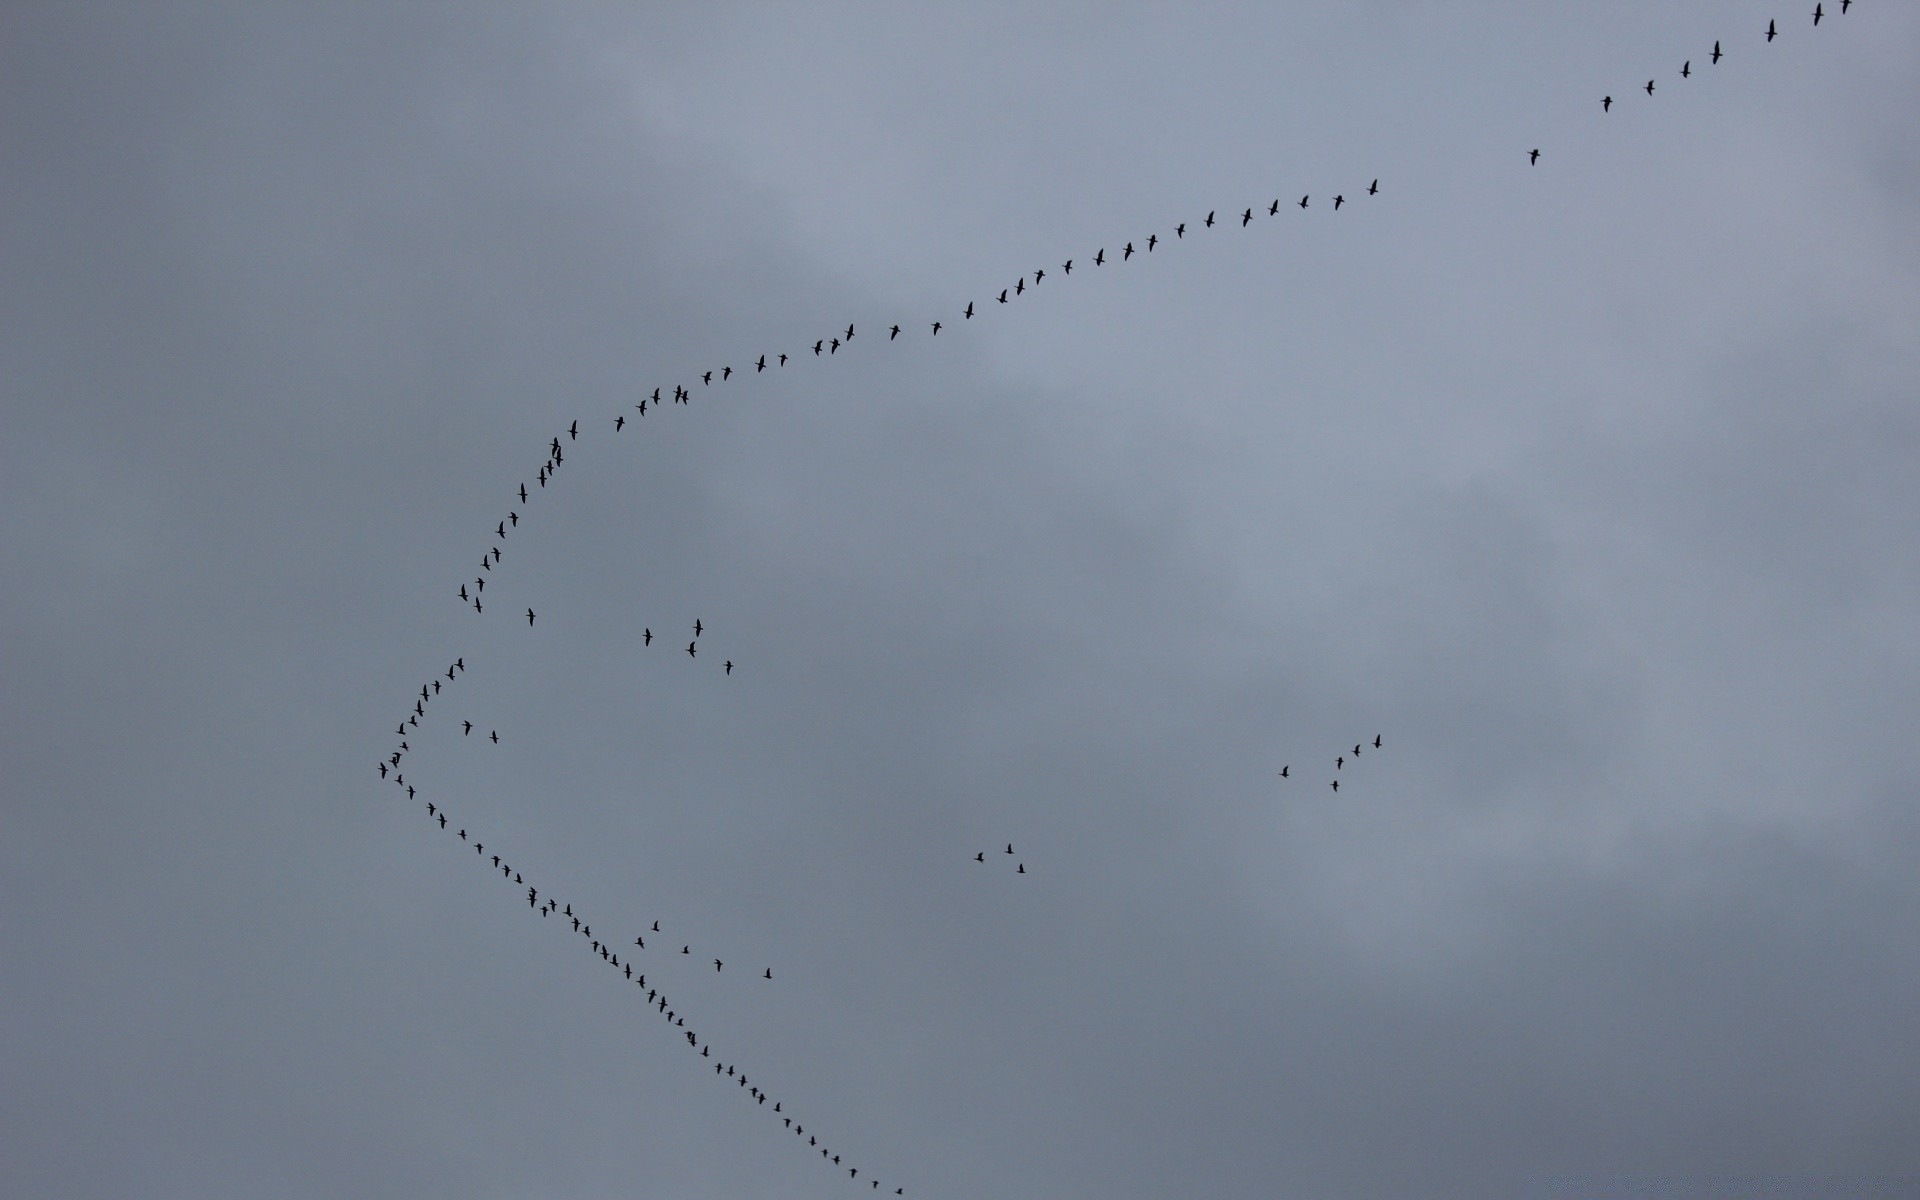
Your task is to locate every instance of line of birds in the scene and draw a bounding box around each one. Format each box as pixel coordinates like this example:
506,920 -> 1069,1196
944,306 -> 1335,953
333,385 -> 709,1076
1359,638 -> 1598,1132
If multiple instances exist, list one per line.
1276,734 -> 1385,795
378,12 -> 1867,1189
1530,5 -> 1859,166
412,792 -> 907,1194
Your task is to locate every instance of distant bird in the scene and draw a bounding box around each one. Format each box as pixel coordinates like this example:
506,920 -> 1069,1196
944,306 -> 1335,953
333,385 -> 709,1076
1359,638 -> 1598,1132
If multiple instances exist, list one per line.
1681,60 -> 1691,77
721,365 -> 731,380
1336,755 -> 1344,769
1712,40 -> 1723,62
1145,234 -> 1156,251
1767,18 -> 1778,40
438,813 -> 446,827
459,584 -> 469,601
527,608 -> 535,626
1530,148 -> 1541,164
651,921 -> 659,931
998,289 -> 1008,304
1841,0 -> 1851,11
643,628 -> 651,646
1813,3 -> 1823,24
975,852 -> 985,862
1278,765 -> 1289,778
814,340 -> 824,356
463,720 -> 472,735
1006,843 -> 1014,854
930,321 -> 941,334
518,484 -> 528,502
694,619 -> 703,636
1355,744 -> 1363,756
490,731 -> 499,744
1017,863 -> 1025,874
1644,79 -> 1655,95
1368,179 -> 1378,195
687,641 -> 697,658
1123,242 -> 1134,260
497,521 -> 506,538
890,324 -> 900,340
1333,194 -> 1344,210
714,959 -> 723,972
1330,779 -> 1339,792
379,762 -> 388,778
779,353 -> 788,365
845,323 -> 855,340
1204,210 -> 1215,227
1014,278 -> 1023,295
702,371 -> 712,385
1242,208 -> 1253,226
615,414 -> 624,430
1298,194 -> 1309,209
1176,223 -> 1186,237
1062,260 -> 1072,274
1268,199 -> 1280,216
1374,734 -> 1382,748
568,420 -> 577,440
764,968 -> 772,979
829,337 -> 839,353
1603,95 -> 1612,111
682,945 -> 690,954
756,354 -> 766,372
724,661 -> 733,676
964,302 -> 974,319
1033,267 -> 1045,283
1094,249 -> 1105,265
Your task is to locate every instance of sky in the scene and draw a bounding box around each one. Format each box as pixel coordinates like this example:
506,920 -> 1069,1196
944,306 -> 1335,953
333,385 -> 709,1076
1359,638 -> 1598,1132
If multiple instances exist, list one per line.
4,3 -> 1919,1198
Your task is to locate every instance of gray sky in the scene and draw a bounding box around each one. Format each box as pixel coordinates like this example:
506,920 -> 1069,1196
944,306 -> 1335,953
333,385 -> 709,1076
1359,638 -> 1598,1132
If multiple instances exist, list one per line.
5,4 -> 1919,1198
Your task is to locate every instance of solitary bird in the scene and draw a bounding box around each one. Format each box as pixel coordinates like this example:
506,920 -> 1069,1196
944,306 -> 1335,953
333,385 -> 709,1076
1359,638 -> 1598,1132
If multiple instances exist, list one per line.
714,959 -> 723,972
1712,40 -> 1723,62
1094,249 -> 1105,265
764,968 -> 772,979
1278,765 -> 1289,778
1767,19 -> 1778,40
779,353 -> 788,365
975,852 -> 985,863
890,324 -> 900,340
724,661 -> 733,676
1368,179 -> 1379,195
527,609 -> 535,626
1530,148 -> 1541,164
1242,208 -> 1253,226
1204,210 -> 1215,227
1681,60 -> 1691,77
463,720 -> 472,735
490,730 -> 499,744
1644,79 -> 1655,95
930,321 -> 941,334
1603,95 -> 1612,111
1299,194 -> 1309,209
964,302 -> 974,319
1333,194 -> 1344,210
643,628 -> 652,646
1813,4 -> 1823,25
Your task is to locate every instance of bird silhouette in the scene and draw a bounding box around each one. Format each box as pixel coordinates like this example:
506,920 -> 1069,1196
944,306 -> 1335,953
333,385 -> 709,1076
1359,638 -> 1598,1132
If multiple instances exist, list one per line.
519,484 -> 528,502
1017,863 -> 1025,873
1368,179 -> 1379,195
463,720 -> 472,735
1146,234 -> 1157,251
1333,194 -> 1345,210
814,340 -> 824,355
1268,199 -> 1280,216
714,959 -> 723,972
490,730 -> 499,743
1644,79 -> 1655,95
724,661 -> 733,676
1336,756 -> 1344,769
930,321 -> 941,334
1712,40 -> 1723,62
1062,260 -> 1072,274
1176,223 -> 1186,237
1034,267 -> 1045,283
1242,208 -> 1253,226
1815,5 -> 1824,26
1014,278 -> 1024,295
1331,779 -> 1339,792
778,353 -> 788,365
764,968 -> 772,979
721,366 -> 731,380
694,619 -> 703,637
1374,734 -> 1382,748
829,337 -> 839,353
1530,148 -> 1541,164
1767,19 -> 1778,40
890,324 -> 900,340
568,420 -> 577,440
845,323 -> 855,341
615,414 -> 624,430
526,609 -> 535,626
687,642 -> 696,658
756,354 -> 766,372
1123,243 -> 1134,259
1681,60 -> 1691,77
1094,249 -> 1105,265
975,852 -> 985,863
964,301 -> 974,319
1205,210 -> 1215,227
1603,95 -> 1612,111
702,370 -> 712,385
1006,843 -> 1014,854
643,628 -> 651,646
1278,765 -> 1289,778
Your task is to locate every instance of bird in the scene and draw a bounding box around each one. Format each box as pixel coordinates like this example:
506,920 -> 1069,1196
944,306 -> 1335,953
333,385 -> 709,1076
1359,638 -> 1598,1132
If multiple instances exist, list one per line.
764,968 -> 772,979
756,355 -> 766,372
1712,39 -> 1723,62
1242,208 -> 1253,226
1278,765 -> 1289,778
829,337 -> 839,353
643,628 -> 651,646
1062,260 -> 1072,274
1331,779 -> 1340,792
1603,95 -> 1612,111
1298,194 -> 1309,209
997,289 -> 1008,304
1368,179 -> 1379,195
845,323 -> 855,341
1645,79 -> 1655,95
378,762 -> 388,778
496,521 -> 506,538
694,619 -> 703,637
714,959 -> 723,972
687,641 -> 697,658
527,609 -> 535,626
651,921 -> 659,931
721,365 -> 731,380
1841,0 -> 1851,11
779,353 -> 787,365
724,661 -> 733,676
930,321 -> 941,334
1175,223 -> 1186,237
975,852 -> 985,863
1767,19 -> 1778,40
1094,249 -> 1105,265
1354,744 -> 1363,756
889,324 -> 900,340
1814,3 -> 1823,24
1336,755 -> 1344,769
1374,734 -> 1382,748
1333,195 -> 1344,210
490,731 -> 499,744
814,340 -> 824,356
1006,843 -> 1014,854
1268,199 -> 1280,216
701,370 -> 712,385
1681,60 -> 1691,77
463,720 -> 472,735
1123,242 -> 1133,260
1017,863 -> 1025,874
1146,234 -> 1157,251
519,484 -> 528,502
1204,210 -> 1215,227
568,420 -> 577,440
615,414 -> 624,430
1014,278 -> 1023,295
1033,267 -> 1045,283
1529,148 -> 1541,164
459,584 -> 468,601
964,302 -> 974,319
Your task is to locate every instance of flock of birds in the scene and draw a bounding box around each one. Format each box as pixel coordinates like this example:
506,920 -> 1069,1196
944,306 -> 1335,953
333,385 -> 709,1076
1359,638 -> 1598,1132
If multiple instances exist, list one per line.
372,9 -> 1866,1193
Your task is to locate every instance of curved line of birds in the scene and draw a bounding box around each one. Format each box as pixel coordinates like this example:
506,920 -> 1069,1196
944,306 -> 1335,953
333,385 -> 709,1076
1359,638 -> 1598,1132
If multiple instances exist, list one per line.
1526,4 -> 1859,167
378,7 -> 1865,1189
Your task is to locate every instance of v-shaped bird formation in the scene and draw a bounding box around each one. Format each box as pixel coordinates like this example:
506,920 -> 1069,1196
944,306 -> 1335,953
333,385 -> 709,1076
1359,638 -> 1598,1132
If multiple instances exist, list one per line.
371,8 -> 1869,1193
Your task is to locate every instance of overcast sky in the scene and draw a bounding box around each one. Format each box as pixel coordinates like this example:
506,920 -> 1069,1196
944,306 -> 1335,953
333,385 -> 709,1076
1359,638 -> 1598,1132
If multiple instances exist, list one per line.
5,4 -> 1920,1199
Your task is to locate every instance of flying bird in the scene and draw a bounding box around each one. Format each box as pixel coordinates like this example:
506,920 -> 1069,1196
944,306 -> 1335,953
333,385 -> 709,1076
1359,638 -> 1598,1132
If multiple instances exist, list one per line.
814,340 -> 824,356
975,852 -> 985,863
1062,260 -> 1072,274
1123,243 -> 1133,259
1529,148 -> 1541,164
1336,755 -> 1344,769
1681,60 -> 1692,77
643,628 -> 651,646
930,321 -> 941,334
1014,278 -> 1023,295
1333,195 -> 1344,210
721,366 -> 731,380
615,414 -> 624,430
1767,19 -> 1778,40
724,661 -> 733,676
1175,223 -> 1186,237
1204,210 -> 1215,227
1268,199 -> 1280,216
1603,95 -> 1612,111
1712,40 -> 1723,62
1368,179 -> 1378,194
1298,194 -> 1309,209
1278,765 -> 1289,778
964,302 -> 974,318
567,420 -> 577,440
687,641 -> 697,658
829,337 -> 839,353
890,324 -> 900,340
1094,249 -> 1105,265
1813,4 -> 1823,24
519,484 -> 528,502
527,609 -> 535,626
1033,267 -> 1045,283
694,619 -> 703,636
998,289 -> 1009,304
1331,779 -> 1339,792
1146,234 -> 1156,251
1645,79 -> 1655,95
1242,208 -> 1253,226
764,968 -> 772,979
756,355 -> 766,372
701,371 -> 712,385
490,731 -> 499,744
463,721 -> 472,735
845,323 -> 855,340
